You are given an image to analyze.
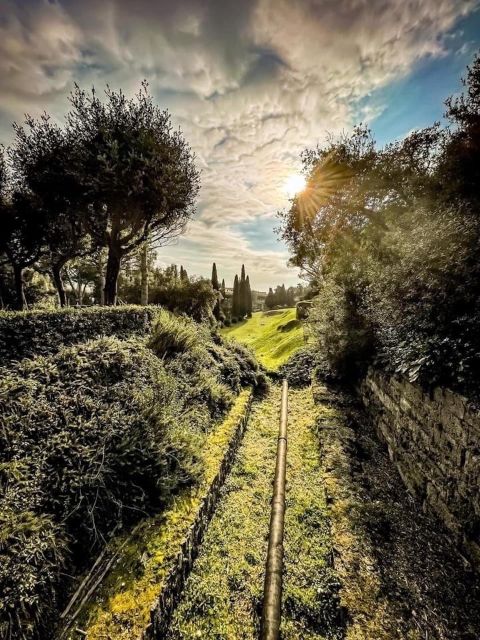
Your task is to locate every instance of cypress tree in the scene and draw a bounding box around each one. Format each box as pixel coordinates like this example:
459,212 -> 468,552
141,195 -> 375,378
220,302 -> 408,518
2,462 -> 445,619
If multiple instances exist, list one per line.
221,278 -> 226,295
246,275 -> 252,317
211,262 -> 219,290
211,263 -> 221,320
232,274 -> 239,320
239,264 -> 246,318
265,287 -> 274,309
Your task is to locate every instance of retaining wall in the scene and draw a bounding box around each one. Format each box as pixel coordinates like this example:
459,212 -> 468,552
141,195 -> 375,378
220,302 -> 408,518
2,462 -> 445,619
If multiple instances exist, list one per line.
361,369 -> 480,567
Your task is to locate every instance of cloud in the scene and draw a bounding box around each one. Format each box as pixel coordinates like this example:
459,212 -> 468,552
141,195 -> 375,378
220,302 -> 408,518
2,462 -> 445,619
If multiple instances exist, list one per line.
0,0 -> 477,286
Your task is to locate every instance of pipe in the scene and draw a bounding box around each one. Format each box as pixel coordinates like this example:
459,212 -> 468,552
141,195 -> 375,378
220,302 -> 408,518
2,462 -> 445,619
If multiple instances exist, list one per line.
260,379 -> 288,640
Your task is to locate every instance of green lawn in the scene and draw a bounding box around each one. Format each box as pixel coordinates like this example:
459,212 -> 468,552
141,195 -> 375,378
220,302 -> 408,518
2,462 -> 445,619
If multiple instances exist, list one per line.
220,308 -> 304,370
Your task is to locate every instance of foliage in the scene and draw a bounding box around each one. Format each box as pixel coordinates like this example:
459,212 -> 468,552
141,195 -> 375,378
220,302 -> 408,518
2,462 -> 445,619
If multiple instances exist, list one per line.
278,347 -> 318,387
149,309 -> 201,358
66,82 -> 200,304
149,268 -> 217,323
0,305 -> 159,362
0,309 -> 260,639
9,113 -> 91,307
0,338 -> 195,638
265,284 -> 296,309
0,82 -> 199,308
279,53 -> 480,395
229,265 -> 253,321
80,389 -> 253,640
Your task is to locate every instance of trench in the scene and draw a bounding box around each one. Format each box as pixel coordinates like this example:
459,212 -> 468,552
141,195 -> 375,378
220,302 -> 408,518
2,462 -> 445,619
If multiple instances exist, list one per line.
166,384 -> 343,640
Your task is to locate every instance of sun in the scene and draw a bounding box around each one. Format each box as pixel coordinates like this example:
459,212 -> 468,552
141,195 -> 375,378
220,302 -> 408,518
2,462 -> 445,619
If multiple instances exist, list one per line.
283,173 -> 306,197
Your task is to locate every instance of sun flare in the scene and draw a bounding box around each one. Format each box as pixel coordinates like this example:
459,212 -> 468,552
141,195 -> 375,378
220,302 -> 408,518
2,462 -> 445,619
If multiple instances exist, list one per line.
284,173 -> 306,197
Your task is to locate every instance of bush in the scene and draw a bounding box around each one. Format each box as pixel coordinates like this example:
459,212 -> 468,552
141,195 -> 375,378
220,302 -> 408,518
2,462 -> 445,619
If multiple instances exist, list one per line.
148,309 -> 200,358
150,276 -> 217,323
278,347 -> 318,387
0,305 -> 159,363
0,321 -> 260,639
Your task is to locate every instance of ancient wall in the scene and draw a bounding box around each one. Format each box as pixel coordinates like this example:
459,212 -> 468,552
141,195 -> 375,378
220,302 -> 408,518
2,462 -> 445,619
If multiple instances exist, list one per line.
361,369 -> 480,567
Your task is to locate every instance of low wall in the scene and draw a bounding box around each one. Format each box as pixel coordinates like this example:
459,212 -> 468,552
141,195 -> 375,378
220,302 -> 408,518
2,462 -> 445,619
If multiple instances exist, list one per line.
142,392 -> 254,639
361,369 -> 480,567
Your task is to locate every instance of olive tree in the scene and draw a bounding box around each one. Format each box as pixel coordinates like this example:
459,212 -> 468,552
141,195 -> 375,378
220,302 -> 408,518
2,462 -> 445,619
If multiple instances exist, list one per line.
0,191 -> 46,310
67,82 -> 200,305
9,115 -> 90,306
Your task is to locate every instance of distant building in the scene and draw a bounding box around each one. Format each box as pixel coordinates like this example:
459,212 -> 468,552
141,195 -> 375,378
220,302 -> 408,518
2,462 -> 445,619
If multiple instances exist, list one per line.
252,290 -> 267,311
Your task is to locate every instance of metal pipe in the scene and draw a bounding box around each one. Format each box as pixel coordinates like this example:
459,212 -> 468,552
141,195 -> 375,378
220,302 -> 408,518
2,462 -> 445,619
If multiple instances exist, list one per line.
260,379 -> 288,640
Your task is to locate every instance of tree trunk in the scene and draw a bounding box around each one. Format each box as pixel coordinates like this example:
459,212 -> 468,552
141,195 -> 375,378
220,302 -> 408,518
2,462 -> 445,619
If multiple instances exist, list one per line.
97,251 -> 106,305
104,247 -> 122,306
52,263 -> 67,308
13,265 -> 26,311
140,242 -> 149,306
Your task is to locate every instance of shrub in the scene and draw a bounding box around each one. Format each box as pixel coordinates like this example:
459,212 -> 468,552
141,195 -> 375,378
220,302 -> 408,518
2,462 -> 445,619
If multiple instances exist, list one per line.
150,276 -> 217,323
0,323 -> 261,639
0,305 -> 159,363
148,309 -> 201,358
278,347 -> 318,387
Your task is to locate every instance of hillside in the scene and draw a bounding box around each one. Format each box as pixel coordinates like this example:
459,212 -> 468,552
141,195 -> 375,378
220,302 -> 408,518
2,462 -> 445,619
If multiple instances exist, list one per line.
220,308 -> 304,370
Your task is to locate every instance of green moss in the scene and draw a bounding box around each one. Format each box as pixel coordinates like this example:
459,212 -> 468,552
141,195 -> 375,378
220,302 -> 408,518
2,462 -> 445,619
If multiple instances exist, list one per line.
220,309 -> 304,370
76,389 -> 253,640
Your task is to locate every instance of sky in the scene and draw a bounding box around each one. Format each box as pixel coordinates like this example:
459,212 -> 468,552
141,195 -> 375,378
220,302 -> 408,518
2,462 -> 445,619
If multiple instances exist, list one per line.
0,1 -> 479,291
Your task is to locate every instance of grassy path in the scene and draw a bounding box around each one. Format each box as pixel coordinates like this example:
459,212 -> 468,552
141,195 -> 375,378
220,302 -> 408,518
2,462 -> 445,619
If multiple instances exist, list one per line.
167,385 -> 341,640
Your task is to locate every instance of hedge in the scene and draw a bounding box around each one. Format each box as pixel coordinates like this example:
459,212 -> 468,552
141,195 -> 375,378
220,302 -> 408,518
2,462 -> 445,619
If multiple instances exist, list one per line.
0,317 -> 263,639
0,305 -> 160,362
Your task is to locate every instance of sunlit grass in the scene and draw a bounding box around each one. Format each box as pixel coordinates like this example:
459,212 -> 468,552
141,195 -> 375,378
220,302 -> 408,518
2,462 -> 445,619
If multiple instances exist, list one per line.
220,309 -> 304,370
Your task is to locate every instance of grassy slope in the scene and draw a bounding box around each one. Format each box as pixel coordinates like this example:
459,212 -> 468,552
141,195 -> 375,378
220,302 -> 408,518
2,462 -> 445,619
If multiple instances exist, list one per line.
220,309 -> 304,370
167,386 -> 341,640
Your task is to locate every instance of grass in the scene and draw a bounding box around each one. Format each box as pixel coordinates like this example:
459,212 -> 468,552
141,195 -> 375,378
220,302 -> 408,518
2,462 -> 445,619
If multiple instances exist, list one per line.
220,309 -> 304,371
167,385 -> 342,639
75,389 -> 253,640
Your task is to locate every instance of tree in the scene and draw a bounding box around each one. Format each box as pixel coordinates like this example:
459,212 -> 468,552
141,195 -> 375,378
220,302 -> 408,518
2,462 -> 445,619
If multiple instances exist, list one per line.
211,263 -> 219,290
211,262 -> 222,320
440,53 -> 480,211
9,114 -> 90,307
221,278 -> 226,295
140,242 -> 149,305
246,275 -> 252,317
232,274 -> 240,320
67,82 -> 200,305
180,265 -> 189,281
0,191 -> 46,310
239,264 -> 247,318
265,287 -> 274,309
287,286 -> 296,306
149,268 -> 216,322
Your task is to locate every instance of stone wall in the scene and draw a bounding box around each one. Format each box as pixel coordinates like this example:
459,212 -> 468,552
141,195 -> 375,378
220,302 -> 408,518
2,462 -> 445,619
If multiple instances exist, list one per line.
361,369 -> 480,567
